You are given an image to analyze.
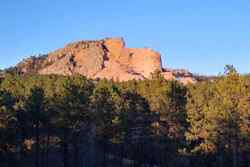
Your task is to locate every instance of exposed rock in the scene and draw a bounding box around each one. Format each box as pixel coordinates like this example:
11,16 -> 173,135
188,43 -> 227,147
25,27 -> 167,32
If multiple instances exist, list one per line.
126,48 -> 162,78
12,37 -> 197,84
171,69 -> 193,77
162,71 -> 175,80
104,37 -> 125,59
16,55 -> 48,74
0,70 -> 5,79
39,40 -> 106,77
94,60 -> 145,81
178,77 -> 197,85
162,68 -> 197,84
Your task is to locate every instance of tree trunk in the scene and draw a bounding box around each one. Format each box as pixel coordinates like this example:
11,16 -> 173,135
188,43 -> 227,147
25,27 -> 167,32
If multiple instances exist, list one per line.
45,128 -> 50,167
103,140 -> 107,167
41,136 -> 46,167
73,132 -> 79,167
35,123 -> 40,167
63,128 -> 69,167
19,127 -> 26,166
8,151 -> 16,167
73,143 -> 79,167
119,143 -> 124,167
233,140 -> 239,167
3,145 -> 11,167
218,150 -> 223,167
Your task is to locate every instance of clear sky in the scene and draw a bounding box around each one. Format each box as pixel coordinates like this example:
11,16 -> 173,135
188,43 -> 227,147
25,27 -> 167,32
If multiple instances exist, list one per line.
0,0 -> 250,75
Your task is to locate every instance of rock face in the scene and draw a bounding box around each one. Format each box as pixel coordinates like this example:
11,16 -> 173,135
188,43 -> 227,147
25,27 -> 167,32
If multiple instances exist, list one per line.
14,37 -> 196,84
162,68 -> 197,84
15,37 -> 162,81
0,70 -> 4,80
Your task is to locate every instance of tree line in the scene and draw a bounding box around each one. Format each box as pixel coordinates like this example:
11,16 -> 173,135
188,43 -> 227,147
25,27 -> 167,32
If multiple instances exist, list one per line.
0,66 -> 249,167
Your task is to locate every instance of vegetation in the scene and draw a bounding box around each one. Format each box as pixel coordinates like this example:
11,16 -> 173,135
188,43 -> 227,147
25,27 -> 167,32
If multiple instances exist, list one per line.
0,66 -> 249,167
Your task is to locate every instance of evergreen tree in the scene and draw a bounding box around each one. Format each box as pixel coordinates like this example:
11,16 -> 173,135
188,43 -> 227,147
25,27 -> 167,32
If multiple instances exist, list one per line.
25,87 -> 46,167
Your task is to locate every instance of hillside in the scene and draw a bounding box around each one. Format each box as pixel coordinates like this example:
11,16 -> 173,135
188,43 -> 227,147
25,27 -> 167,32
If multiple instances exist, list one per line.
7,37 -> 197,84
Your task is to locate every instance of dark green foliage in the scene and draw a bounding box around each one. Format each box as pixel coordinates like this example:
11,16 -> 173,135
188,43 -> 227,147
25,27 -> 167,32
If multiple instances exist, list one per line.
0,67 -> 249,167
186,67 -> 250,167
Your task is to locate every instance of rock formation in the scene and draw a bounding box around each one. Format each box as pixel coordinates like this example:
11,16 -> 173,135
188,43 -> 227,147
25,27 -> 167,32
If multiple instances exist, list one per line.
0,70 -> 4,79
162,68 -> 197,84
12,37 -> 196,84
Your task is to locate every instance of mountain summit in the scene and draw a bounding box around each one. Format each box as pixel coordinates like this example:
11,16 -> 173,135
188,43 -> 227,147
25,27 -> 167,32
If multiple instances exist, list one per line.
12,37 -> 196,84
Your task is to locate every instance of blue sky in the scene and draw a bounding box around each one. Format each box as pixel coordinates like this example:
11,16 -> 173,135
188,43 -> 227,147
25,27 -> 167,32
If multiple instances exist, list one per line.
0,0 -> 250,75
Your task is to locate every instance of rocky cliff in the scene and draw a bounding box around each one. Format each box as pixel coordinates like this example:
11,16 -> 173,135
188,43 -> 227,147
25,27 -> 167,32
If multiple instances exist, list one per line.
11,37 -> 196,84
